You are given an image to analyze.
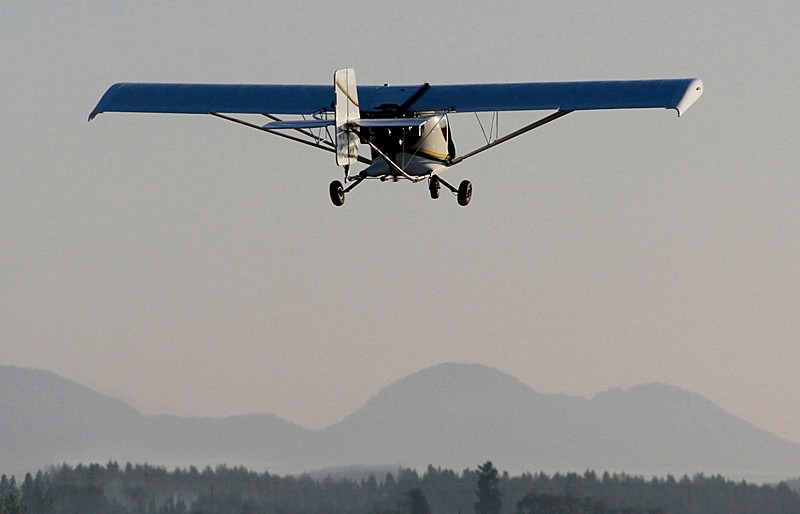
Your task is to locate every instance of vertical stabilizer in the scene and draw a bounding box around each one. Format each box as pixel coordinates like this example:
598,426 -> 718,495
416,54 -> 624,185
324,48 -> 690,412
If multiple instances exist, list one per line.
334,68 -> 360,167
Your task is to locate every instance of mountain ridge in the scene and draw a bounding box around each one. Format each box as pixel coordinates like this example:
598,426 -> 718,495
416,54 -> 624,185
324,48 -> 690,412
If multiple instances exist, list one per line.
2,363 -> 799,481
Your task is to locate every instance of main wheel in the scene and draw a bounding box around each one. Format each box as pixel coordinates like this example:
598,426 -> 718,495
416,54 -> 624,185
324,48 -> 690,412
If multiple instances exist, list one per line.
429,176 -> 441,199
329,180 -> 345,206
457,180 -> 472,206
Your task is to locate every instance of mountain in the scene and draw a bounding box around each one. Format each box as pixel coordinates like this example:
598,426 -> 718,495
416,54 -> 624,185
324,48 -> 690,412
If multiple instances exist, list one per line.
0,365 -> 306,476
2,363 -> 800,481
312,364 -> 800,480
0,366 -> 142,470
311,363 -> 585,469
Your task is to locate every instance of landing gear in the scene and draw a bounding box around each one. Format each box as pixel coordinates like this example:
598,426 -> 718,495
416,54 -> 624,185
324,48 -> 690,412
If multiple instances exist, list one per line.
329,174 -> 470,207
457,180 -> 472,206
329,180 -> 345,206
433,175 -> 473,206
429,176 -> 441,199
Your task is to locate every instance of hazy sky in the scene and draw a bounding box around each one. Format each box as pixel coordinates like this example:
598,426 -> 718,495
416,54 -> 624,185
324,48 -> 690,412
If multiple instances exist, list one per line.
3,1 -> 800,448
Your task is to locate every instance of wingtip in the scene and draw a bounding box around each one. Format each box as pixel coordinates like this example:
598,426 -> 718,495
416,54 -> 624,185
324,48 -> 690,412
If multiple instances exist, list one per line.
675,78 -> 704,116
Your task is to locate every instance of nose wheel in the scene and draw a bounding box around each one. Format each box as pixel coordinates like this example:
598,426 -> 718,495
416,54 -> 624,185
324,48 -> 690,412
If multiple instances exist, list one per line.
429,176 -> 441,199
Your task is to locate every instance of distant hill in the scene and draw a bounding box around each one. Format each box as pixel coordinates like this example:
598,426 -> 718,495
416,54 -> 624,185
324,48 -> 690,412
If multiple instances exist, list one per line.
2,363 -> 800,481
0,365 -> 142,471
0,365 -> 306,475
311,363 -> 800,480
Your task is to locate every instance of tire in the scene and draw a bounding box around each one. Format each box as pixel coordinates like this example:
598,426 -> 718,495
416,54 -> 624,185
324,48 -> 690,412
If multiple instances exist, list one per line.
457,180 -> 472,206
429,176 -> 441,199
329,180 -> 345,206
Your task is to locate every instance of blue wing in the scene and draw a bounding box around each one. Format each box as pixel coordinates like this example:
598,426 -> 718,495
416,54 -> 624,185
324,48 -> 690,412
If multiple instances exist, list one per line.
90,78 -> 702,120
359,79 -> 703,116
89,83 -> 333,120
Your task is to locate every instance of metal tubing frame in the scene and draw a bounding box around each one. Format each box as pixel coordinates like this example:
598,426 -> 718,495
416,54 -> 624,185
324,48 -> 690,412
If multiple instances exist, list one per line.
449,110 -> 574,166
343,175 -> 366,193
435,175 -> 459,194
361,135 -> 427,183
211,109 -> 573,185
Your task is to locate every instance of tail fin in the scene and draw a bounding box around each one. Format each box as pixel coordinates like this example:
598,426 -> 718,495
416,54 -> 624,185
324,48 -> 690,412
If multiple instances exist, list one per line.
334,68 -> 360,167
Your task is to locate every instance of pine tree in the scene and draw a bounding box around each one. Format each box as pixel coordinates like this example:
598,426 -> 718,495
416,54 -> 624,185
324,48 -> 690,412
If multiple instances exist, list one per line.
474,462 -> 502,514
403,488 -> 432,514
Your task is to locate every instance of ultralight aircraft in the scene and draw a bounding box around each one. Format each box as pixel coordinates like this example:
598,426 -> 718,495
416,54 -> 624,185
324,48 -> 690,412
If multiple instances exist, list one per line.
90,69 -> 703,206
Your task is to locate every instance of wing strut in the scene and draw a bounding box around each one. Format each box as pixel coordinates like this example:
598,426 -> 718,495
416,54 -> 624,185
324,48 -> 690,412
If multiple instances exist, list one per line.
210,113 -> 371,165
449,110 -> 574,166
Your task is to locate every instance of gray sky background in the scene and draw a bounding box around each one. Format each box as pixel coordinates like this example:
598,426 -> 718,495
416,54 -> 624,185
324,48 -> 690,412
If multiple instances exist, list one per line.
3,1 -> 800,447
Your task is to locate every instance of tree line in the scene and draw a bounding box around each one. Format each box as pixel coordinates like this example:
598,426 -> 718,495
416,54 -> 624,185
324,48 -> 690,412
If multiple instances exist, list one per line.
2,461 -> 799,514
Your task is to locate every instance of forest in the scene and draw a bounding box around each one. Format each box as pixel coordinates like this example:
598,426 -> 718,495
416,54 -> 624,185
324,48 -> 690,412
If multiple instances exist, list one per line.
2,461 -> 799,514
